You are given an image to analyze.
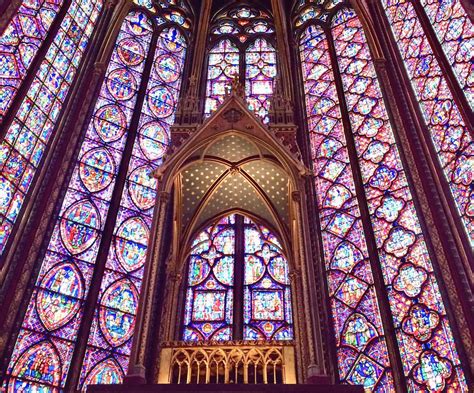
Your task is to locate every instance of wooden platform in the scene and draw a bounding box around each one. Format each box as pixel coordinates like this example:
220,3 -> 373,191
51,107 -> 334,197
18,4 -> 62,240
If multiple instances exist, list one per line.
87,384 -> 364,393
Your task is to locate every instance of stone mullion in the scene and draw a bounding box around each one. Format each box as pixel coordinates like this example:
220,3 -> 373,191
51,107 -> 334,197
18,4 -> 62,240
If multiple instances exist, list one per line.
186,0 -> 211,115
369,0 -> 474,376
0,0 -> 73,136
270,0 -> 293,99
410,0 -> 474,130
127,189 -> 171,383
233,214 -> 245,340
63,17 -> 160,390
325,23 -> 408,393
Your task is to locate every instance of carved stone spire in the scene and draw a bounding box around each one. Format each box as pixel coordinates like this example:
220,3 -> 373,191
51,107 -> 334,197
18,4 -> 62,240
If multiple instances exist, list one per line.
268,78 -> 301,159
170,76 -> 202,150
173,75 -> 201,126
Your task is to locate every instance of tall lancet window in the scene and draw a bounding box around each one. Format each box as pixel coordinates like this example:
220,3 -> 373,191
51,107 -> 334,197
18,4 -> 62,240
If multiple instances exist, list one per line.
183,214 -> 293,342
3,1 -> 191,391
0,0 -> 104,256
381,0 -> 473,244
296,1 -> 467,392
204,5 -> 277,123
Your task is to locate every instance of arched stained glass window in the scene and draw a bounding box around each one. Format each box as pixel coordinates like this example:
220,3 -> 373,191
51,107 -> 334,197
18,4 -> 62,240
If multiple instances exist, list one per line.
296,2 -> 468,392
0,0 -> 104,257
204,5 -> 277,123
380,0 -> 473,244
4,2 -> 191,390
0,0 -> 66,123
298,22 -> 393,391
80,24 -> 188,387
183,214 -> 293,342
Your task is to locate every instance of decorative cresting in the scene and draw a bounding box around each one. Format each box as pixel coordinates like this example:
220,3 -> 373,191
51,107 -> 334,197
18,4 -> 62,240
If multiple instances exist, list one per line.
157,341 -> 296,384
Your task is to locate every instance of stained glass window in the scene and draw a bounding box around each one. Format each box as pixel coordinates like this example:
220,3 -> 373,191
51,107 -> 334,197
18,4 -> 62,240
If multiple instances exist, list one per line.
245,38 -> 277,123
204,5 -> 277,123
0,0 -> 104,256
204,39 -> 239,116
4,1 -> 190,390
420,0 -> 473,108
299,23 -> 393,391
0,0 -> 65,123
79,25 -> 187,387
381,0 -> 473,244
297,1 -> 468,391
183,214 -> 293,342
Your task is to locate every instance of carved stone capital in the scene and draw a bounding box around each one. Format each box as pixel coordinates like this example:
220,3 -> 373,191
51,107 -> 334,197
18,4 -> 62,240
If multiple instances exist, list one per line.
292,191 -> 302,203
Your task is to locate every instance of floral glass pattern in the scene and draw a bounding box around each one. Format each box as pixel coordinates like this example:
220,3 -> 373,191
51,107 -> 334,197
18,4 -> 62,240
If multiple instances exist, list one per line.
0,0 -> 65,122
381,0 -> 473,244
204,5 -> 276,122
299,23 -> 394,391
420,0 -> 473,107
0,0 -> 104,256
245,38 -> 277,123
79,25 -> 187,388
204,39 -> 239,116
183,214 -> 293,342
297,1 -> 468,391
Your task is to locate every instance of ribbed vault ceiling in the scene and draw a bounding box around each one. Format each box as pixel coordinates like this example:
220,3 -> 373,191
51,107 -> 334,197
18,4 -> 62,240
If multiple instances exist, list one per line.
179,134 -> 290,235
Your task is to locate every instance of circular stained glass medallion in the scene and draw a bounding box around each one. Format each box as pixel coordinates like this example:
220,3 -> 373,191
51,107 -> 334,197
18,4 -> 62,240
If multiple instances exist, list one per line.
126,11 -> 152,36
128,165 -> 157,210
60,200 -> 100,254
11,342 -> 61,388
99,279 -> 138,346
155,54 -> 180,83
160,27 -> 184,52
117,38 -> 145,66
36,263 -> 83,331
115,216 -> 149,272
94,104 -> 127,142
79,147 -> 115,193
139,122 -> 168,160
148,86 -> 175,118
84,359 -> 123,386
107,68 -> 137,101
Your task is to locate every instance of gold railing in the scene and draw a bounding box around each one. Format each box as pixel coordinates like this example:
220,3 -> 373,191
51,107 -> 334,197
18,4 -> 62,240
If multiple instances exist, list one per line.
157,341 -> 296,384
